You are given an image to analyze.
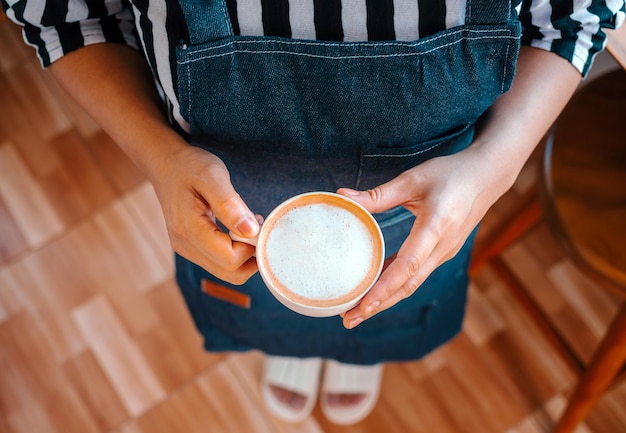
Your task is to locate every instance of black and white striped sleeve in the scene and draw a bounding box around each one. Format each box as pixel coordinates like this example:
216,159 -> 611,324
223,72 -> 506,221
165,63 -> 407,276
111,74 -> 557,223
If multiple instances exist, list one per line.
519,0 -> 625,76
1,0 -> 139,67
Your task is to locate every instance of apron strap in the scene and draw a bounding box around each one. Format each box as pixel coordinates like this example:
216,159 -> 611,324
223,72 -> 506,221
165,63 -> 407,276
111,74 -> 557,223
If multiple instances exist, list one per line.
179,0 -> 233,45
465,0 -> 514,25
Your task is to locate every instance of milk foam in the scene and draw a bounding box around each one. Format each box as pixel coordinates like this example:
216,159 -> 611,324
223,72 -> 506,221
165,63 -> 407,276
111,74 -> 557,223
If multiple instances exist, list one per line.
264,203 -> 375,300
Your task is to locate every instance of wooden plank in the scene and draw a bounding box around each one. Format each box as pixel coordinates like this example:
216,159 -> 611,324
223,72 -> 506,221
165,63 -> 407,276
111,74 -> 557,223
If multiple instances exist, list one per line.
121,181 -> 173,274
0,314 -> 100,433
87,131 -> 146,194
0,144 -> 64,248
548,261 -> 620,339
444,334 -> 530,432
72,295 -> 166,417
62,350 -> 130,431
197,360 -> 279,433
15,253 -> 90,362
3,59 -> 72,141
0,20 -> 32,73
146,279 -> 221,375
64,213 -> 161,336
0,265 -> 26,324
0,334 -> 60,433
134,381 -> 228,433
0,190 -> 30,263
40,129 -> 118,224
463,282 -> 506,346
92,198 -> 171,294
503,242 -> 568,317
484,270 -> 579,391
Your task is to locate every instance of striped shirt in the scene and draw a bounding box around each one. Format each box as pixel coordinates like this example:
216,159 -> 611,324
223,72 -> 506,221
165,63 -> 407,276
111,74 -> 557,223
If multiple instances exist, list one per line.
226,0 -> 467,41
3,0 -> 625,133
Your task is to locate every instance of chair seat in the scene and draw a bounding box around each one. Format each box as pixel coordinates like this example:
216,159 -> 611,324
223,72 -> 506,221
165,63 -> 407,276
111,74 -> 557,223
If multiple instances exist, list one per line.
541,69 -> 626,294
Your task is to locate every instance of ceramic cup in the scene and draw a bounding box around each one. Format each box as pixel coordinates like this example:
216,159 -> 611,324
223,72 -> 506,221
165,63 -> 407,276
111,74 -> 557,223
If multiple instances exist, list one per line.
231,192 -> 385,317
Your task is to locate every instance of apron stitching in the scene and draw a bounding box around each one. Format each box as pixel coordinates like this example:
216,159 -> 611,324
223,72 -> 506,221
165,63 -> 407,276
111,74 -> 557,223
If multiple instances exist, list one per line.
377,210 -> 415,229
187,54 -> 191,121
219,0 -> 234,36
502,42 -> 511,93
362,142 -> 443,158
356,160 -> 365,190
179,35 -> 518,64
177,28 -> 516,63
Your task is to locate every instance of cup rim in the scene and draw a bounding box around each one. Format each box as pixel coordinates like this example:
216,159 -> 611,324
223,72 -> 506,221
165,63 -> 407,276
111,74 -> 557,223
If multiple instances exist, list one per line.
256,192 -> 385,312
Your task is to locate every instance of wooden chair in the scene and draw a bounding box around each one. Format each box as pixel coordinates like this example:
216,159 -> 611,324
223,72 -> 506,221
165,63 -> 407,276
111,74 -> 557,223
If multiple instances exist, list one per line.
470,30 -> 626,433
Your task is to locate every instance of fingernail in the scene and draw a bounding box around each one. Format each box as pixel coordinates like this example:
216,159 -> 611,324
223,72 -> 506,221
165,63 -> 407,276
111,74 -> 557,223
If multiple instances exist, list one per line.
348,316 -> 363,329
365,301 -> 380,315
235,215 -> 259,236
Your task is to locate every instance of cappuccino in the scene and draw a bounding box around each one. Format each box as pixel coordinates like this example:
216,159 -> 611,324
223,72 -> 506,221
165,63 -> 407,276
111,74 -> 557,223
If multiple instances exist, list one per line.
254,192 -> 385,315
264,203 -> 374,301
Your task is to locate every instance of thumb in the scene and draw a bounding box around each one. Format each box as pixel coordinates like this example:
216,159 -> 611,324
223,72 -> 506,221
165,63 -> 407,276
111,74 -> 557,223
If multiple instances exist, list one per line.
337,178 -> 411,215
201,164 -> 260,238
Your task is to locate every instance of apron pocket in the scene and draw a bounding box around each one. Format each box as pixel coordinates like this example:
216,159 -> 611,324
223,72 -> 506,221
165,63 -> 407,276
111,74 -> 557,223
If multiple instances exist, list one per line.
357,122 -> 474,190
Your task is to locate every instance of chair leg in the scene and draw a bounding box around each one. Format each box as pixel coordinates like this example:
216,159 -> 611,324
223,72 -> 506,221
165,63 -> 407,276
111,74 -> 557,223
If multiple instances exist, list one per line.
553,302 -> 626,433
490,256 -> 584,374
469,193 -> 543,277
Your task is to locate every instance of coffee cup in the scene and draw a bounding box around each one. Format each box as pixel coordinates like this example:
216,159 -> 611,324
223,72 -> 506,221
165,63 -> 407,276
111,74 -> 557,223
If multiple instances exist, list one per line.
231,192 -> 385,317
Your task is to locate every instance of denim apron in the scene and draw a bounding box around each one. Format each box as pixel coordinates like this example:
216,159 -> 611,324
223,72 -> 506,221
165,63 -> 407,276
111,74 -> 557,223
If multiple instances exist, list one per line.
174,0 -> 520,364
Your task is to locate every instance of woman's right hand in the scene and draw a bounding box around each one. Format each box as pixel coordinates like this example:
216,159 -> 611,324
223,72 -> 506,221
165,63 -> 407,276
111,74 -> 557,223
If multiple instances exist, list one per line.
48,43 -> 260,283
149,143 -> 261,284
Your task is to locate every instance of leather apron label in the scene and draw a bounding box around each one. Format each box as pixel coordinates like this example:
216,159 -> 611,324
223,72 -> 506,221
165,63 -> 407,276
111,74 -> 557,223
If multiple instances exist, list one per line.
202,279 -> 251,309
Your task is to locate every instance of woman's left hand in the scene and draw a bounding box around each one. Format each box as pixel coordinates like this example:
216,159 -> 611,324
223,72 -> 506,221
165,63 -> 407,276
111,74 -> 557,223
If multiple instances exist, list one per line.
338,145 -> 510,329
338,46 -> 583,330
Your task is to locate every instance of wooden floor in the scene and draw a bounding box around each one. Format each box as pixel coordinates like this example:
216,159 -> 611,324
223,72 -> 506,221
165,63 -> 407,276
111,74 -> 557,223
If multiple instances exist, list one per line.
1,19 -> 625,433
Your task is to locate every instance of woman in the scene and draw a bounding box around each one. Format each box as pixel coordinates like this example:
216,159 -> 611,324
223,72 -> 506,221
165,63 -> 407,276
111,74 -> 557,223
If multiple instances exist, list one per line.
4,0 -> 624,425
